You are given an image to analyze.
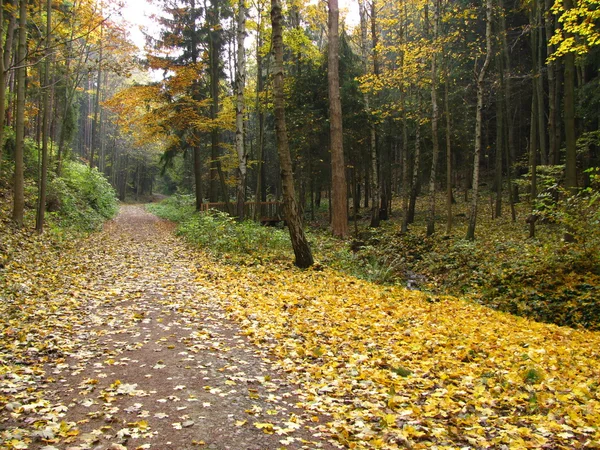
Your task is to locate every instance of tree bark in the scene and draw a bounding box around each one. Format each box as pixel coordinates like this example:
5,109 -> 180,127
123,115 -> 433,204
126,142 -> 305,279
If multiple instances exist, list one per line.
545,0 -> 558,165
271,0 -> 313,268
235,0 -> 247,219
36,0 -> 52,233
0,0 -> 16,171
466,0 -> 492,240
563,0 -> 576,190
444,61 -> 453,234
194,145 -> 203,210
369,0 -> 380,228
208,0 -> 221,202
529,89 -> 538,238
328,0 -> 348,237
406,116 -> 420,227
12,0 -> 27,226
427,0 -> 440,236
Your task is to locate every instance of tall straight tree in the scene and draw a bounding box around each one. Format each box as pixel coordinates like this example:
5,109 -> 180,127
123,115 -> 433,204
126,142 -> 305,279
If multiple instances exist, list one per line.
427,0 -> 440,236
466,0 -> 492,240
271,0 -> 313,268
235,0 -> 247,219
36,0 -> 52,232
369,0 -> 380,228
12,0 -> 27,226
0,0 -> 16,171
328,0 -> 348,237
563,0 -> 577,190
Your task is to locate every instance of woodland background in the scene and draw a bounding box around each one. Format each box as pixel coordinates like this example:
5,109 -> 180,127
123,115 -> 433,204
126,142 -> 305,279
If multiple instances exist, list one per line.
0,0 -> 599,326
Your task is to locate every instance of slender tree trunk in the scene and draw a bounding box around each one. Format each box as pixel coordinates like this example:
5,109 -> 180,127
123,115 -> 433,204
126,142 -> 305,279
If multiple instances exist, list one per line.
427,0 -> 440,236
271,0 -> 313,268
529,91 -> 538,238
563,0 -> 576,189
401,91 -> 409,233
0,0 -> 15,170
369,0 -> 380,228
208,0 -> 221,202
466,0 -> 492,240
405,111 -> 420,229
90,27 -> 103,169
444,62 -> 453,234
12,0 -> 26,226
235,0 -> 247,219
36,0 -> 52,233
499,0 -> 517,215
328,0 -> 348,237
533,0 -> 547,166
545,0 -> 558,165
194,146 -> 203,210
495,84 -> 503,219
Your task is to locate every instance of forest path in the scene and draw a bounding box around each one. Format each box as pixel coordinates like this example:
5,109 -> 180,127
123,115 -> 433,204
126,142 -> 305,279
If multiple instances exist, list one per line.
1,205 -> 333,450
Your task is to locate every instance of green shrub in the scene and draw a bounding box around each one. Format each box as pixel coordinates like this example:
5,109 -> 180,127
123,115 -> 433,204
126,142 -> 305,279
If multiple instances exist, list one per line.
147,199 -> 292,262
146,194 -> 195,222
46,161 -> 118,231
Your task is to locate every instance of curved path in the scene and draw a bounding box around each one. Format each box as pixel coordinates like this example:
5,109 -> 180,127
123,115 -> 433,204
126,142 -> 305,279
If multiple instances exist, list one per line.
3,205 -> 333,450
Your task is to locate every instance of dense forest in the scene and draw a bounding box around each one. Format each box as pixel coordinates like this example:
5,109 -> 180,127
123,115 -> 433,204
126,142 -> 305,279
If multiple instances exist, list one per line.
1,0 -> 598,315
1,0 -> 598,232
1,0 -> 600,447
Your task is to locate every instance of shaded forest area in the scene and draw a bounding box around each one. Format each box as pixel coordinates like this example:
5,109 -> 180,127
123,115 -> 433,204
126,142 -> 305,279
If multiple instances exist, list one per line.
0,0 -> 599,320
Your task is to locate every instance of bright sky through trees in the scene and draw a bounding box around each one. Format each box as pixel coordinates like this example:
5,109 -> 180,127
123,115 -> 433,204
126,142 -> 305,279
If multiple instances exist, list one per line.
122,0 -> 359,53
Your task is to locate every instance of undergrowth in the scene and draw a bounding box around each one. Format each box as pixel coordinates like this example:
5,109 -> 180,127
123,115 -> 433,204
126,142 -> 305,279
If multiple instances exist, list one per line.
147,195 -> 293,262
148,187 -> 600,331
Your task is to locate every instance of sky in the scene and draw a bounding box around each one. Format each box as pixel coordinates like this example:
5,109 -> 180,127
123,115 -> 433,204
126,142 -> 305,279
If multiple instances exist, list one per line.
121,0 -> 360,53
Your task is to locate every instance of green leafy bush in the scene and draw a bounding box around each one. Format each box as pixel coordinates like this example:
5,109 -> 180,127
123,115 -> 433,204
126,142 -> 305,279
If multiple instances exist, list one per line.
147,198 -> 292,262
146,194 -> 196,222
46,161 -> 118,231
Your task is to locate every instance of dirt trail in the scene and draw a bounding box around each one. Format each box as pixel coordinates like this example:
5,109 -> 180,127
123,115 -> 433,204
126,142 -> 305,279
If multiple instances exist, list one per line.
6,205 -> 335,450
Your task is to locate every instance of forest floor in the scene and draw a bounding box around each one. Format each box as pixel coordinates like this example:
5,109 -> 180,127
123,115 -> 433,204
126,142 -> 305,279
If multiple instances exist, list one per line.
0,205 -> 335,450
1,204 -> 600,449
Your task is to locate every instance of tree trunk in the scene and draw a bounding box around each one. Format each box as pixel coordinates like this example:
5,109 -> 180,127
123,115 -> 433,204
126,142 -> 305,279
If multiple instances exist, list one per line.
194,145 -> 203,211
466,0 -> 492,240
36,0 -> 52,233
545,0 -> 558,165
271,0 -> 313,268
529,90 -> 538,238
208,1 -> 220,202
12,0 -> 26,226
444,62 -> 453,234
427,0 -> 440,236
533,0 -> 547,166
328,0 -> 348,238
90,26 -> 102,169
401,91 -> 409,233
235,0 -> 247,219
0,0 -> 16,171
495,83 -> 503,219
368,0 -> 380,228
563,0 -> 577,190
404,114 -> 420,229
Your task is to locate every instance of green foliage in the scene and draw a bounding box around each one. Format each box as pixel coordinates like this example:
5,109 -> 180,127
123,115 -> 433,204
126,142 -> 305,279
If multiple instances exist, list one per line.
146,194 -> 196,222
46,161 -> 118,231
147,197 -> 292,261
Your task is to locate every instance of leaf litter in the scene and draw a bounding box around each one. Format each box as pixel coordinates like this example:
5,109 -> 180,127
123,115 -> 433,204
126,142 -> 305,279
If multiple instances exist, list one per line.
2,204 -> 600,449
0,206 -> 333,449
